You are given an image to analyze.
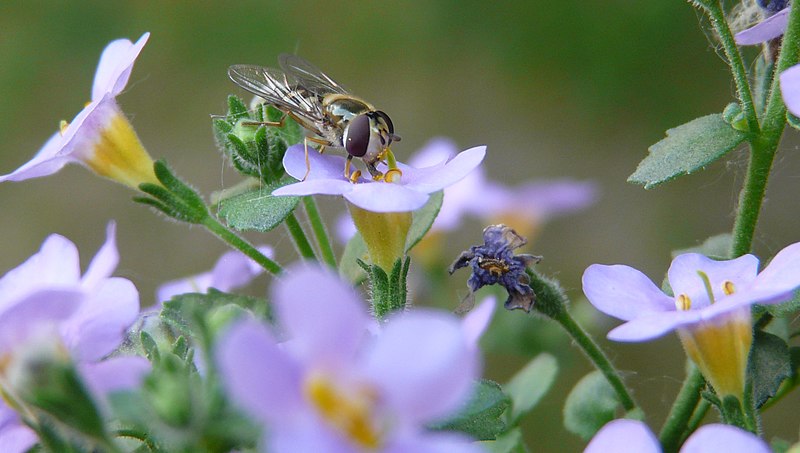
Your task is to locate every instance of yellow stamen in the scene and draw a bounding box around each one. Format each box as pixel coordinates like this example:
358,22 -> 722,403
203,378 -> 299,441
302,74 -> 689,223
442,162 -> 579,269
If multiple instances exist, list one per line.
384,168 -> 402,183
59,120 -> 70,136
305,373 -> 381,449
349,170 -> 362,183
722,280 -> 736,295
675,294 -> 692,311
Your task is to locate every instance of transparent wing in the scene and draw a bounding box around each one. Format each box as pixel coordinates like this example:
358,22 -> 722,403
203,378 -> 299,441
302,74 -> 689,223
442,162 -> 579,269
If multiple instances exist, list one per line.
227,64 -> 326,125
278,54 -> 350,96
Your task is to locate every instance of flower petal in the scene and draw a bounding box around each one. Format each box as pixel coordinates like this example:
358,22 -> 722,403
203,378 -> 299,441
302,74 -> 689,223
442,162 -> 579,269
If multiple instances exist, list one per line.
668,253 -> 759,309
385,431 -> 485,453
681,424 -> 770,453
0,234 -> 81,310
403,146 -> 486,193
734,7 -> 790,45
0,132 -> 72,182
0,407 -> 37,453
272,264 -> 368,365
282,144 -> 363,182
582,264 -> 674,321
752,241 -> 800,295
0,289 -> 85,352
274,178 -> 354,197
780,65 -> 800,118
364,310 -> 477,423
92,33 -> 150,100
156,272 -> 214,304
343,182 -> 430,212
81,221 -> 120,289
461,296 -> 496,348
216,319 -> 304,422
607,310 -> 701,342
62,277 -> 139,361
584,419 -> 660,453
407,137 -> 458,167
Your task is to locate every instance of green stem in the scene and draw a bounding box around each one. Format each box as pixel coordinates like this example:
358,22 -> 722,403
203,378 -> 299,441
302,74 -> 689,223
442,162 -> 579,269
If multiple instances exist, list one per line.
730,6 -> 800,256
552,310 -> 637,412
303,196 -> 337,268
284,212 -> 318,261
683,399 -> 711,442
115,428 -> 163,452
659,365 -> 705,453
704,1 -> 760,134
201,216 -> 283,275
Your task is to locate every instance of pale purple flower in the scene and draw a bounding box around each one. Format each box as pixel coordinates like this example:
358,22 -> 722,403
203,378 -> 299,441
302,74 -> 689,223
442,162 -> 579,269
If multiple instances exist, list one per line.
216,264 -> 484,453
734,7 -> 789,45
156,245 -> 274,304
0,223 -> 149,452
272,143 -> 486,213
733,7 -> 800,117
0,33 -> 156,189
584,419 -> 769,453
582,242 -> 800,342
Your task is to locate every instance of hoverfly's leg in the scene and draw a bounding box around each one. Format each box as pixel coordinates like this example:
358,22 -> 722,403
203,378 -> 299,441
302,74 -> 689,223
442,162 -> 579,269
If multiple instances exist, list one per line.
365,161 -> 385,181
305,136 -> 329,154
302,137 -> 312,181
343,155 -> 362,183
240,110 -> 286,127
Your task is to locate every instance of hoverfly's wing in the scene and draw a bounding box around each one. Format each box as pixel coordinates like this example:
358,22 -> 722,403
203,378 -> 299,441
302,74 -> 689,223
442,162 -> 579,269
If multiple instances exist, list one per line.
228,64 -> 326,126
278,54 -> 350,96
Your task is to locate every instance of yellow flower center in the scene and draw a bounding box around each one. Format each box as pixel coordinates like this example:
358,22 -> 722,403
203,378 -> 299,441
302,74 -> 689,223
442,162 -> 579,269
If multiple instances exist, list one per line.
304,372 -> 382,449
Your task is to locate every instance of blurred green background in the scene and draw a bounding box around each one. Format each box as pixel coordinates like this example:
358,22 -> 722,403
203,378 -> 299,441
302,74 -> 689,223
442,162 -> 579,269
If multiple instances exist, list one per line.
1,1 -> 798,451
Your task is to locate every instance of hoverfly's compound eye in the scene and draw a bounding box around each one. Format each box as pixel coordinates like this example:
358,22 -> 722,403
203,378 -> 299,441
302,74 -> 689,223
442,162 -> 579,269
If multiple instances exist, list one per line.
344,114 -> 371,157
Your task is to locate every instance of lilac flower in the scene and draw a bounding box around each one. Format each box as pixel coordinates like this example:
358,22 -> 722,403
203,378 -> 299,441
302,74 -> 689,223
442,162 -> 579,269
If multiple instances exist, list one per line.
0,223 -> 149,452
156,245 -> 274,304
584,419 -> 769,453
734,7 -> 789,45
216,264 -> 484,453
0,33 -> 157,189
582,242 -> 800,398
273,143 -> 486,213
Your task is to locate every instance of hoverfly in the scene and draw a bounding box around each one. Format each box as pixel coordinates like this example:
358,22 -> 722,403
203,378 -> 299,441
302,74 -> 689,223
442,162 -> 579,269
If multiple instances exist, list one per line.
228,54 -> 401,182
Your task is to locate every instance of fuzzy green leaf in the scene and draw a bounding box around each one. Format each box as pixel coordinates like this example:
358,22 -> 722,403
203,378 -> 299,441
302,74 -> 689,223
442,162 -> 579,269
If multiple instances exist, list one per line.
672,233 -> 732,260
629,114 -> 747,189
750,330 -> 791,408
563,370 -> 620,440
217,178 -> 300,232
429,380 -> 510,441
505,353 -> 558,426
405,190 -> 444,252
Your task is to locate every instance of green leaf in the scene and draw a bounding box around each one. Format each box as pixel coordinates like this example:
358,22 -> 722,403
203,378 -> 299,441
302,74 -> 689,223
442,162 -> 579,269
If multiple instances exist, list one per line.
505,353 -> 558,426
405,190 -> 444,252
787,112 -> 800,131
217,178 -> 300,232
628,114 -> 747,189
563,370 -> 621,440
763,288 -> 800,317
749,330 -> 791,408
428,379 -> 510,441
672,233 -> 732,260
479,428 -> 529,453
340,233 -> 369,283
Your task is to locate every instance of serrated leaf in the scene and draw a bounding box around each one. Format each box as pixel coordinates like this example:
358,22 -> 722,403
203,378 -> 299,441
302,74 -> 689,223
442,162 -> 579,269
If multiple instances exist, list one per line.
628,114 -> 747,189
505,353 -> 558,425
340,233 -> 369,283
405,190 -> 444,252
217,178 -> 300,232
563,370 -> 620,440
428,379 -> 510,441
672,233 -> 732,260
750,330 -> 791,408
480,428 -> 528,453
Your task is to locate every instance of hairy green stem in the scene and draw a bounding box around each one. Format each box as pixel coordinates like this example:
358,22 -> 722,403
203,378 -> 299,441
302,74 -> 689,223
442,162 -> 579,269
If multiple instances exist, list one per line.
552,311 -> 637,412
683,399 -> 711,442
731,6 -> 800,256
704,1 -> 760,134
202,216 -> 283,275
659,365 -> 705,453
303,196 -> 337,268
284,212 -> 318,261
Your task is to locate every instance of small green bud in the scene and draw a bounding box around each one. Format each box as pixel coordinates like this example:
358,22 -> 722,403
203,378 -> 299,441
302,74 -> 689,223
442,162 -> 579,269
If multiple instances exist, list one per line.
207,304 -> 250,336
233,119 -> 260,144
722,102 -> 742,124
